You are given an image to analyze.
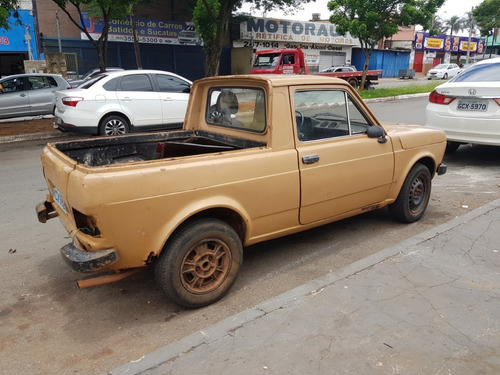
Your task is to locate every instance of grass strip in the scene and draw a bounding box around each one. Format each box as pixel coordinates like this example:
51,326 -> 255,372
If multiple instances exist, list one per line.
358,81 -> 443,100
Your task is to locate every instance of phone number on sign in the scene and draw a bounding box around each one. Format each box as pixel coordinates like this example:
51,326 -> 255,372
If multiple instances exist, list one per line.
109,35 -> 174,44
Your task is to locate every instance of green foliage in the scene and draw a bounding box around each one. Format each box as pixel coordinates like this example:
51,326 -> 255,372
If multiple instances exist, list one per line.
193,0 -> 220,54
443,15 -> 466,36
0,0 -> 20,30
328,0 -> 445,49
473,0 -> 500,36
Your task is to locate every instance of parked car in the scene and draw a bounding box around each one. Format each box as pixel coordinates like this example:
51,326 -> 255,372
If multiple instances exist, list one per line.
68,67 -> 124,88
425,57 -> 500,152
54,70 -> 192,135
426,63 -> 460,80
0,73 -> 71,119
320,65 -> 357,73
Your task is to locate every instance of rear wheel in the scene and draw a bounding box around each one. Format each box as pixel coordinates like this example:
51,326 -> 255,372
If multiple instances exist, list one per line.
389,163 -> 431,223
347,78 -> 358,88
155,218 -> 243,308
99,115 -> 129,136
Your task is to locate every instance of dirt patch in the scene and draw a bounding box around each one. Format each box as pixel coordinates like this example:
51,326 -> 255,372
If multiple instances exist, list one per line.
0,117 -> 57,137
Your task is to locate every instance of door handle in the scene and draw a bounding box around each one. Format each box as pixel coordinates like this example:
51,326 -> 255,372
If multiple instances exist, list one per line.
302,154 -> 319,164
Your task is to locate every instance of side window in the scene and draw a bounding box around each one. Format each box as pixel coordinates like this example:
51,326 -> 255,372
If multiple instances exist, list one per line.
1,77 -> 24,92
294,89 -> 372,142
206,87 -> 266,132
119,74 -> 153,92
28,76 -> 57,90
155,74 -> 190,93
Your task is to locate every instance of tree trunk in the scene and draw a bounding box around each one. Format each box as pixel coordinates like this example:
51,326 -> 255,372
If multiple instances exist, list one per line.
131,13 -> 142,69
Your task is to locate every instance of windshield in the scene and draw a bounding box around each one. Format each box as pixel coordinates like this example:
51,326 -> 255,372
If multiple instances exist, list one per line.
450,61 -> 500,82
432,64 -> 448,70
253,54 -> 280,68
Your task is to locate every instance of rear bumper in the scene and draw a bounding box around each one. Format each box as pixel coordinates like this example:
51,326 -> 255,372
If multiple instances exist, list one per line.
61,243 -> 118,273
53,117 -> 98,134
36,200 -> 58,223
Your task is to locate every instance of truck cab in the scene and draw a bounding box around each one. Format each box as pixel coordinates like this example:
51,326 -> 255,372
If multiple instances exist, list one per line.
251,49 -> 308,74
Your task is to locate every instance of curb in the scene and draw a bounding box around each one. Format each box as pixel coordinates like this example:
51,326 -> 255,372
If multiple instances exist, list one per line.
0,131 -> 68,144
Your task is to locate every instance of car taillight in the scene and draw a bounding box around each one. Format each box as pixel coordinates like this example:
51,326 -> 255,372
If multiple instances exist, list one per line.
494,98 -> 500,106
429,90 -> 455,105
62,97 -> 84,107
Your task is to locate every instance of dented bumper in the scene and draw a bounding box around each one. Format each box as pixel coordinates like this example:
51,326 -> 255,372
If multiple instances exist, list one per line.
60,243 -> 118,273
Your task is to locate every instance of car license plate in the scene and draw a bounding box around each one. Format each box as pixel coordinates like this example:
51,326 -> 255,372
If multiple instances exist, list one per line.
53,187 -> 67,213
457,100 -> 488,111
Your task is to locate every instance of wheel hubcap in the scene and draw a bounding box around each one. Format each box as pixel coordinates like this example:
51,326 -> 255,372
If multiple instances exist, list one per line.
408,176 -> 425,213
181,238 -> 231,294
104,119 -> 126,135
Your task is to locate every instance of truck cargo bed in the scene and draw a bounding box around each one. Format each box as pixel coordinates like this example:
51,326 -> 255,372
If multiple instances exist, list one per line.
54,130 -> 266,167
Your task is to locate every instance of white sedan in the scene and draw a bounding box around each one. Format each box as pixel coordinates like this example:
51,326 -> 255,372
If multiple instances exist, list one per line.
54,70 -> 192,135
426,63 -> 460,80
425,58 -> 500,152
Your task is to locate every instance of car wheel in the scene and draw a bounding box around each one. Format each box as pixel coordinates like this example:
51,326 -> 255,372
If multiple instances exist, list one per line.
99,115 -> 130,136
155,218 -> 243,308
389,163 -> 431,223
348,78 -> 358,88
443,73 -> 448,79
445,141 -> 461,153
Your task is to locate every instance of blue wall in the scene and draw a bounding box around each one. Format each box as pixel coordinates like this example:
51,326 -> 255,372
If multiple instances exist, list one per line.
42,38 -> 231,81
0,10 -> 38,58
352,49 -> 410,78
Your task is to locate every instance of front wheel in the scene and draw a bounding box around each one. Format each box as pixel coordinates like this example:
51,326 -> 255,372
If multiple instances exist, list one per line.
99,114 -> 130,136
443,73 -> 448,79
155,218 -> 243,308
389,163 -> 431,223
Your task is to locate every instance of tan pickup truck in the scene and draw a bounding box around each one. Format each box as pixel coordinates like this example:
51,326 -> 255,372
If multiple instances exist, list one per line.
36,74 -> 447,308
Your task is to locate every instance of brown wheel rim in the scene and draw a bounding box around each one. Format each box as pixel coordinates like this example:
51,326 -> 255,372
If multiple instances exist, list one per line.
180,238 -> 232,294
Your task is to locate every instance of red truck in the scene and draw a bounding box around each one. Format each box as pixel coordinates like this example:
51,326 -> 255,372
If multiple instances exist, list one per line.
250,47 -> 383,89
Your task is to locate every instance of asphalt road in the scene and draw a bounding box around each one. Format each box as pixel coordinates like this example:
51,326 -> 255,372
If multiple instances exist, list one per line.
1,97 -> 499,375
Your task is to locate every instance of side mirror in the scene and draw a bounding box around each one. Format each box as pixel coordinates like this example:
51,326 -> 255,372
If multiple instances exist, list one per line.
366,126 -> 387,143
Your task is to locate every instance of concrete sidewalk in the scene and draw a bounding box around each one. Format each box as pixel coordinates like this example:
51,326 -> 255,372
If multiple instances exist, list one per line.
109,199 -> 500,375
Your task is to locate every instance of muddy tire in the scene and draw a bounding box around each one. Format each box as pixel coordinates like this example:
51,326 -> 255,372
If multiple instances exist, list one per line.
389,163 -> 431,223
99,114 -> 130,136
155,218 -> 243,308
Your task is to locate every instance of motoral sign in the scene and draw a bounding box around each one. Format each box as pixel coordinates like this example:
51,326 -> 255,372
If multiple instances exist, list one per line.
240,18 -> 357,46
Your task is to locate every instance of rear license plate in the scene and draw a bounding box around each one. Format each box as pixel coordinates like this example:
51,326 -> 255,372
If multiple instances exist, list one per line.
457,100 -> 488,111
53,187 -> 67,213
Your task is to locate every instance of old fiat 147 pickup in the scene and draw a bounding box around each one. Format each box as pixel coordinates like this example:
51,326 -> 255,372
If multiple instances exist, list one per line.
36,74 -> 447,308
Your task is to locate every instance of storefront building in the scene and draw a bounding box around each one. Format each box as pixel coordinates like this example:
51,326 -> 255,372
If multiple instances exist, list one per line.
234,17 -> 360,73
0,9 -> 39,77
413,32 -> 485,74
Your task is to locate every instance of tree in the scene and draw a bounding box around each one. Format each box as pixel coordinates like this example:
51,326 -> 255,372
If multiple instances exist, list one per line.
327,0 -> 445,91
1,0 -> 20,30
52,0 -> 143,72
193,0 -> 313,77
473,0 -> 500,37
443,15 -> 466,35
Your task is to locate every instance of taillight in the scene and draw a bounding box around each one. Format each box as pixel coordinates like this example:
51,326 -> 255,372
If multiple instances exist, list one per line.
494,98 -> 500,106
62,97 -> 84,107
429,90 -> 455,105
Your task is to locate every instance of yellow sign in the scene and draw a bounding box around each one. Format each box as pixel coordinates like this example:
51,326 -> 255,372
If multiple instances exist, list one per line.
425,38 -> 444,49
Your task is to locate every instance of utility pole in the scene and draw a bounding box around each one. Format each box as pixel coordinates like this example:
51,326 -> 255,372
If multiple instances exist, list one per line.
56,10 -> 62,53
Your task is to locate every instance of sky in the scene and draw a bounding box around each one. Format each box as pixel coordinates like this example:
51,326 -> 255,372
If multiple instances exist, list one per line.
238,0 -> 483,35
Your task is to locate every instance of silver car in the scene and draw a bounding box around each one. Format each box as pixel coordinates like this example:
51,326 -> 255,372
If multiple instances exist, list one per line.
0,73 -> 71,119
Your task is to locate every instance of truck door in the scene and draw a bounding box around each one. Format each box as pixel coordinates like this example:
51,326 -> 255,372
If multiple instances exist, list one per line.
292,87 -> 395,224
